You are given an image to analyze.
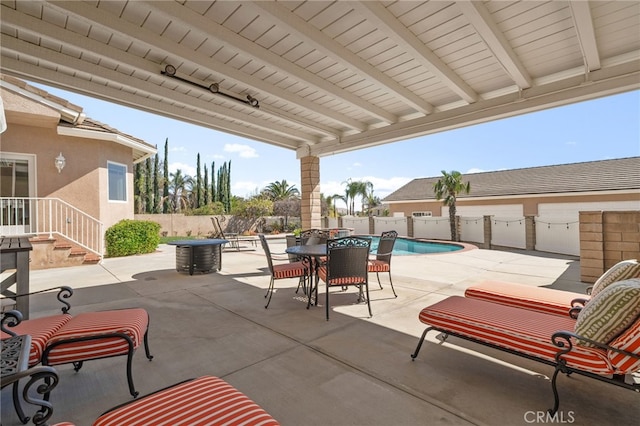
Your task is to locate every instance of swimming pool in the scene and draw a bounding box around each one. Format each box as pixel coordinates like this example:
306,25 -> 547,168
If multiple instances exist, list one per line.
367,236 -> 463,255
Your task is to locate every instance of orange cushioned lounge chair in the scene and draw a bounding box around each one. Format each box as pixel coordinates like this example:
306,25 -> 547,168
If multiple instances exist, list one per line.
411,278 -> 640,414
464,259 -> 640,316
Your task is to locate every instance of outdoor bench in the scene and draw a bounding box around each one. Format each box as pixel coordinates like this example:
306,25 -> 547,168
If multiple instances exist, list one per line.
1,286 -> 154,422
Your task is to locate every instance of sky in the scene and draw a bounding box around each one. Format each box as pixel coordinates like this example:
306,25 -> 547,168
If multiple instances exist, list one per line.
29,81 -> 640,208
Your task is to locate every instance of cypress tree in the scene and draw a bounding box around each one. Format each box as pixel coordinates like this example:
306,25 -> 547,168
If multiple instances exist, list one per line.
162,139 -> 170,213
134,162 -> 144,214
203,164 -> 209,205
153,152 -> 160,213
196,153 -> 202,209
225,160 -> 232,213
145,157 -> 153,213
211,161 -> 216,203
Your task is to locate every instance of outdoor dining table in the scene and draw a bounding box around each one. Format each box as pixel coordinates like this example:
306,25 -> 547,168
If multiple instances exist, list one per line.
1,236 -> 33,318
285,244 -> 326,308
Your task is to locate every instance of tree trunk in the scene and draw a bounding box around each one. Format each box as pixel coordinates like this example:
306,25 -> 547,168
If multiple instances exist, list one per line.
449,204 -> 457,241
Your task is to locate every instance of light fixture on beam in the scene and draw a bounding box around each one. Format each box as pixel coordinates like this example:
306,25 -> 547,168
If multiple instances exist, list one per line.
161,64 -> 259,108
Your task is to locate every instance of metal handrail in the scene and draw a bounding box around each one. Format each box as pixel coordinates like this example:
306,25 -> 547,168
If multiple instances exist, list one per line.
0,197 -> 104,256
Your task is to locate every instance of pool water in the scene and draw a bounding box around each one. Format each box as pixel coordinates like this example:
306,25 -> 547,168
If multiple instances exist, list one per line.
368,236 -> 463,255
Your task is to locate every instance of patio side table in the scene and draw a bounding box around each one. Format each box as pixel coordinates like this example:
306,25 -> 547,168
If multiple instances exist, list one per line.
167,239 -> 228,275
1,236 -> 33,318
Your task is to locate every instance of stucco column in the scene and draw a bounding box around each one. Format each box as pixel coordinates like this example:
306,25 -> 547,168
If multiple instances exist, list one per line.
300,156 -> 321,229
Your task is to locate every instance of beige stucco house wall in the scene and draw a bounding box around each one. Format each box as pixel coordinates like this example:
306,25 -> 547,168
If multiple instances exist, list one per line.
0,75 -> 155,246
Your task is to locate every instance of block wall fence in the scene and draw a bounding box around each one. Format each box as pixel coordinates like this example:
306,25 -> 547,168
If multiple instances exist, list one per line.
135,210 -> 639,284
579,211 -> 640,283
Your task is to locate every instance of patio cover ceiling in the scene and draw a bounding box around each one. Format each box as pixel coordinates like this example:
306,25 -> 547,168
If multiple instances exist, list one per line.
1,1 -> 639,159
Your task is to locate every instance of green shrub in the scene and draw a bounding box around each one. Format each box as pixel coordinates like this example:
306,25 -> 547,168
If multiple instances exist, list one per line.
105,219 -> 161,257
187,202 -> 226,216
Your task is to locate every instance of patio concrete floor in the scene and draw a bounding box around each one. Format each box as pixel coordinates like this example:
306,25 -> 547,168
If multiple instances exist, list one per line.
2,238 -> 638,425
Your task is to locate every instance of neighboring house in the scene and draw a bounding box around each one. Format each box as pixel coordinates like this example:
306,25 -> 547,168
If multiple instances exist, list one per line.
0,75 -> 156,267
383,157 -> 640,219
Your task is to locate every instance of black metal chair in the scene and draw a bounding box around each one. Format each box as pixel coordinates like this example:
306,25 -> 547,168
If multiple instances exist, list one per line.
317,236 -> 372,320
297,229 -> 331,294
259,234 -> 308,308
368,230 -> 398,297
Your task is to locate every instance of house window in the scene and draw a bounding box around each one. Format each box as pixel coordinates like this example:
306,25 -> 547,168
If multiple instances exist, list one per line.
108,161 -> 127,202
412,211 -> 432,217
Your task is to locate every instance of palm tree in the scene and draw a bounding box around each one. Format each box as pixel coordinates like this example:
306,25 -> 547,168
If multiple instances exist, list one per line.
364,193 -> 381,216
433,170 -> 471,242
328,193 -> 343,217
169,169 -> 193,212
342,179 -> 359,215
343,179 -> 373,215
357,180 -> 374,215
262,180 -> 300,201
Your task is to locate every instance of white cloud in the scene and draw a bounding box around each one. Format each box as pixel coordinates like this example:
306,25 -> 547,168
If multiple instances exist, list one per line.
233,181 -> 262,196
169,162 -> 196,177
224,143 -> 258,158
466,168 -> 486,174
170,146 -> 186,152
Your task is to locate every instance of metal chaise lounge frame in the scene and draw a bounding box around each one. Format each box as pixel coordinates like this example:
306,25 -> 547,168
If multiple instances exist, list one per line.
410,293 -> 640,415
211,216 -> 258,250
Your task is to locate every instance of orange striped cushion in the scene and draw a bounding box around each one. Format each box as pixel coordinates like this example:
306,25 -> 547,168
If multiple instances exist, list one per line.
0,314 -> 72,366
317,266 -> 365,286
368,260 -> 389,273
419,296 -> 613,374
93,375 -> 280,426
608,319 -> 640,372
44,309 -> 148,365
272,262 -> 307,279
465,281 -> 586,317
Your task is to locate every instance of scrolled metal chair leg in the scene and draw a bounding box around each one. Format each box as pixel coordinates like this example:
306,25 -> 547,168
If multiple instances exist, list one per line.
548,367 -> 561,416
21,366 -> 59,426
12,381 -> 29,424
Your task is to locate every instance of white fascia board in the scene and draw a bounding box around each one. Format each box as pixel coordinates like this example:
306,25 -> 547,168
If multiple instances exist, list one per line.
386,189 -> 640,204
56,126 -> 157,157
0,79 -> 85,124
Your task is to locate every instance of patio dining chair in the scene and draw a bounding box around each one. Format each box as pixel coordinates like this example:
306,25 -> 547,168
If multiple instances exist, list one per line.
317,236 -> 372,320
368,230 -> 398,297
299,229 -> 332,246
259,234 -> 308,308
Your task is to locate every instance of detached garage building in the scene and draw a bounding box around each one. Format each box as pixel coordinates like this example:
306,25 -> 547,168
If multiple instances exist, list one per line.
383,157 -> 640,219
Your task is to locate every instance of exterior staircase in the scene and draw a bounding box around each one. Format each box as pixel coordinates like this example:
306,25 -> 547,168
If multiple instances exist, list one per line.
29,234 -> 102,270
2,197 -> 104,269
